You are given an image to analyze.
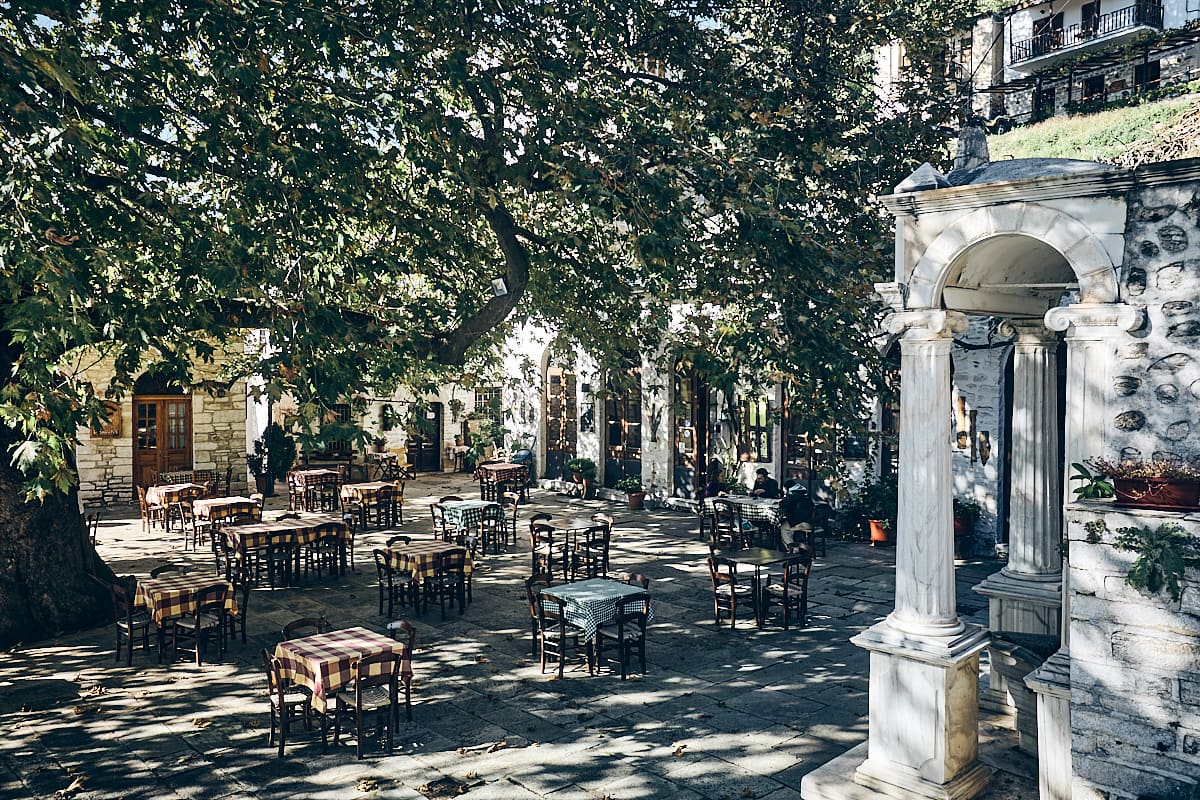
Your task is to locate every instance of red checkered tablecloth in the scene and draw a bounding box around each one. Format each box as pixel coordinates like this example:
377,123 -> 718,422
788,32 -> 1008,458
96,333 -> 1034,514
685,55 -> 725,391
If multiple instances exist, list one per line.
472,463 -> 528,484
384,541 -> 473,582
193,496 -> 260,523
273,626 -> 413,714
146,483 -> 206,507
135,574 -> 238,626
340,481 -> 397,504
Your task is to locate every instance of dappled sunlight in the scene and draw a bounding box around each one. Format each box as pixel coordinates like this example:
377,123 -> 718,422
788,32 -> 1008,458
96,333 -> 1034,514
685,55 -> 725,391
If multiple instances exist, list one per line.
0,473 -> 1021,798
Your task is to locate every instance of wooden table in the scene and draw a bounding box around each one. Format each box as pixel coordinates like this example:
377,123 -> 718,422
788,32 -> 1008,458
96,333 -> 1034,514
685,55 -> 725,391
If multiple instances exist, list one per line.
539,578 -> 653,677
146,483 -> 207,533
441,499 -> 502,535
473,463 -> 529,501
725,547 -> 810,628
383,540 -> 474,583
291,469 -> 343,511
340,481 -> 400,529
135,573 -> 238,660
193,495 -> 261,526
273,626 -> 412,716
224,514 -> 350,584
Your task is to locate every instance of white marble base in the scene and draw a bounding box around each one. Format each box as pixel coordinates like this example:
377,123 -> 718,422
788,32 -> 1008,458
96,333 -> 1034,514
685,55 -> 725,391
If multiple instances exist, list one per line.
846,621 -> 993,800
1025,650 -> 1072,800
801,742 -> 993,800
974,570 -> 1061,709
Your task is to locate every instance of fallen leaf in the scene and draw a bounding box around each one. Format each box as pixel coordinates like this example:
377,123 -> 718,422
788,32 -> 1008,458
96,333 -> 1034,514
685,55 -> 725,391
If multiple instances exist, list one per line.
84,685 -> 107,697
71,705 -> 99,716
672,745 -> 687,757
464,771 -> 478,779
474,655 -> 489,663
741,789 -> 757,798
53,776 -> 85,799
191,718 -> 211,728
242,719 -> 263,729
355,778 -> 378,792
485,739 -> 507,753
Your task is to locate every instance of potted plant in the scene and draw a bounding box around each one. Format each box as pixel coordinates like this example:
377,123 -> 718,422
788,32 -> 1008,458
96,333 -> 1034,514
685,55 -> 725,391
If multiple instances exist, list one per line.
616,476 -> 646,510
246,441 -> 271,496
1086,456 -> 1200,510
857,476 -> 897,547
564,457 -> 597,499
372,435 -> 388,453
247,422 -> 297,497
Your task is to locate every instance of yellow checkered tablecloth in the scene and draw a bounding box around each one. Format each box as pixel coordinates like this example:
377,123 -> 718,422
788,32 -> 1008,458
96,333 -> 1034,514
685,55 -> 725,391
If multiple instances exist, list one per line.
224,516 -> 348,553
273,626 -> 412,714
384,541 -> 473,583
145,482 -> 206,507
193,496 -> 260,523
135,574 -> 238,626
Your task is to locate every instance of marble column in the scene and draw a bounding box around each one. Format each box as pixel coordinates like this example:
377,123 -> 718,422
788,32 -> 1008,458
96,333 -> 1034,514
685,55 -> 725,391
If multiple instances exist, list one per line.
975,321 -> 1063,711
1022,303 -> 1142,800
851,310 -> 993,800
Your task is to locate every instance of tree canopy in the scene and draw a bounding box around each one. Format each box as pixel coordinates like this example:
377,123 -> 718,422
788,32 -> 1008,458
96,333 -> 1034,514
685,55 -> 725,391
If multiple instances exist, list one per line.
1,0 -> 977,499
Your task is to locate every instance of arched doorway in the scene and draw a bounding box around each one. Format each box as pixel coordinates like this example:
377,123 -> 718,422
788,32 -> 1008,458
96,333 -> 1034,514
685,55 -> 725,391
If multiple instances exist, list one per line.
132,373 -> 192,487
543,359 -> 577,480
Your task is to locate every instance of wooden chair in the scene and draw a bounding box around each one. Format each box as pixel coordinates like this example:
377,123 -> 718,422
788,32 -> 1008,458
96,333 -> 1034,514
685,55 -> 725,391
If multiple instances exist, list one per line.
479,502 -> 506,554
265,650 -> 312,757
596,591 -> 649,679
530,521 -> 566,580
709,498 -> 752,549
535,592 -> 592,678
707,555 -> 755,629
571,524 -> 609,580
523,573 -> 554,656
331,652 -> 401,759
385,620 -> 417,723
373,549 -> 415,617
809,502 -> 831,559
105,576 -> 152,666
169,583 -> 229,665
305,531 -> 342,580
286,471 -> 305,512
500,492 -> 520,548
430,502 -> 450,542
281,616 -> 332,640
626,572 -> 651,589
149,563 -> 184,578
263,531 -> 295,590
761,548 -> 813,630
85,511 -> 102,546
137,486 -> 164,532
424,548 -> 468,618
226,575 -> 252,645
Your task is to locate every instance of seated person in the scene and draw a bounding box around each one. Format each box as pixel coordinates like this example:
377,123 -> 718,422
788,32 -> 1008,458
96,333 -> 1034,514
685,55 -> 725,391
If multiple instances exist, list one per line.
751,467 -> 780,499
779,480 -> 814,547
703,466 -> 728,498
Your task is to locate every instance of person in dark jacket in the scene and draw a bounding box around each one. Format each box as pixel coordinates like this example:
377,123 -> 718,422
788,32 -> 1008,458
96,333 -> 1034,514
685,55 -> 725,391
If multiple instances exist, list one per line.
703,462 -> 728,498
779,480 -> 814,547
751,468 -> 780,499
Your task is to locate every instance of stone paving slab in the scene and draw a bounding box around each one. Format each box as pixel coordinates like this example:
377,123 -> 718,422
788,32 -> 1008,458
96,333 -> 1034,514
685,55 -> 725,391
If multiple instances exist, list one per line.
0,472 -> 1037,799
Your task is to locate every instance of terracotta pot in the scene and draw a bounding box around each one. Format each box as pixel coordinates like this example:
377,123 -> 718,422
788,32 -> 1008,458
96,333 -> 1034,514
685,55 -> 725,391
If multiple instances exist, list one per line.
868,519 -> 892,546
1113,478 -> 1200,510
627,491 -> 646,511
254,473 -> 275,497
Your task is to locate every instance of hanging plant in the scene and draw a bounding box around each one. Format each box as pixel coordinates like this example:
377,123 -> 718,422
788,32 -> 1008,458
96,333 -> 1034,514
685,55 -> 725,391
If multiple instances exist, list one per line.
1113,522 -> 1200,602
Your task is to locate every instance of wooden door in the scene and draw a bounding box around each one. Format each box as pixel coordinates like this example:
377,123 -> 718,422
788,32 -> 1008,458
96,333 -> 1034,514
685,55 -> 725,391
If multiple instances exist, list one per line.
603,367 -> 642,488
673,369 -> 709,499
406,403 -> 443,472
133,396 -> 193,487
545,366 -> 577,479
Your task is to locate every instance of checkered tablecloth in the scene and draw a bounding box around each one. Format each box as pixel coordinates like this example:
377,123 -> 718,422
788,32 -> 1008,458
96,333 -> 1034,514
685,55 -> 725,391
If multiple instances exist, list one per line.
472,463 -> 528,484
383,541 -> 474,582
340,481 -> 396,504
704,497 -> 782,526
224,516 -> 348,554
135,574 -> 238,626
539,578 -> 652,640
441,500 -> 503,534
193,496 -> 260,523
146,483 -> 206,507
273,626 -> 413,715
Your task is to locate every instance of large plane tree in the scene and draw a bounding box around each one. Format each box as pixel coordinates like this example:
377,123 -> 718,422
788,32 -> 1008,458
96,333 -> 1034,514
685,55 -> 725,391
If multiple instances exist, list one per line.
0,0 -> 973,644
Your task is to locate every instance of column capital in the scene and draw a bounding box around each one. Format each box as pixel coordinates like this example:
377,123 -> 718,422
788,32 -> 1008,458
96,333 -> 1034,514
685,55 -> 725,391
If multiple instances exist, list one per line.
874,281 -> 907,313
1044,303 -> 1142,338
885,309 -> 968,339
997,318 -> 1058,346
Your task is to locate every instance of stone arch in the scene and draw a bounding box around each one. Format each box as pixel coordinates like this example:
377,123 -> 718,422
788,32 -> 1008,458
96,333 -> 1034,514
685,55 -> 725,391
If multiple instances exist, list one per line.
906,203 -> 1120,311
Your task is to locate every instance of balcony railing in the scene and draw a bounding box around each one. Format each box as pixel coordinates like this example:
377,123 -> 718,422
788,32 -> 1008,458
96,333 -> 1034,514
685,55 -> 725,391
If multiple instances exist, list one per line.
1011,2 -> 1164,63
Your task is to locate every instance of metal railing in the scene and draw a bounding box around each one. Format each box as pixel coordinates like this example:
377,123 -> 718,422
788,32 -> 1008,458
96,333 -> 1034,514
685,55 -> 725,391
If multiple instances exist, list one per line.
1011,2 -> 1165,62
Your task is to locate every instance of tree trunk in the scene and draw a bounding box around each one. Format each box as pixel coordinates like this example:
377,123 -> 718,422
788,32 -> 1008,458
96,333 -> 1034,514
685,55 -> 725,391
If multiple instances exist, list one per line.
0,421 -> 113,648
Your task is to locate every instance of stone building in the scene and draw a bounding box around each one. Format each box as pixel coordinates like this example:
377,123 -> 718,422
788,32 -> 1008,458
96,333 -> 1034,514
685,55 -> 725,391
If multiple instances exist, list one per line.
803,153 -> 1200,799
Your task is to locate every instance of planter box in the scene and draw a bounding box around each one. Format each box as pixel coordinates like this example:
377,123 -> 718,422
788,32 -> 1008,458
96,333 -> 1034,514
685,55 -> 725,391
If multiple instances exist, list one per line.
1112,478 -> 1200,511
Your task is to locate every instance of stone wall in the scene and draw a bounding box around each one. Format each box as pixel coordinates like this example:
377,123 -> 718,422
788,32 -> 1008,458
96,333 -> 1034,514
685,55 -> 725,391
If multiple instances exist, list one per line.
1107,174 -> 1200,462
1065,503 -> 1200,800
952,315 -> 1011,555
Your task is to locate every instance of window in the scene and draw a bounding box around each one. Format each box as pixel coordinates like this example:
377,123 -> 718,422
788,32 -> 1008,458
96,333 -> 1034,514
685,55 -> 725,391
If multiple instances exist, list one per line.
327,403 -> 352,454
474,386 -> 502,423
1033,84 -> 1056,120
1134,60 -> 1161,92
1081,74 -> 1105,102
740,398 -> 772,463
1081,1 -> 1100,36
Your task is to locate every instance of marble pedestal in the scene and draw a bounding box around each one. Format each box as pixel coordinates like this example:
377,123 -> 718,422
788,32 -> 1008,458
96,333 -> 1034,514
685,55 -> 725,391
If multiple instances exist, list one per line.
973,570 -> 1061,710
843,621 -> 994,800
1024,650 -> 1071,800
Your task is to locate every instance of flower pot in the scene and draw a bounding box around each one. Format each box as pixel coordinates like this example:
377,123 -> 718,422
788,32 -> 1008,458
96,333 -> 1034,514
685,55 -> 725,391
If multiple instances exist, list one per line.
627,491 -> 646,511
1113,477 -> 1200,510
868,519 -> 892,546
254,473 -> 275,497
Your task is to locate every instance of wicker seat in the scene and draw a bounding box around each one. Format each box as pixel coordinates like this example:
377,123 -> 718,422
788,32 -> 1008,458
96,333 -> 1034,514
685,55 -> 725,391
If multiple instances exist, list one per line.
169,583 -> 229,665
330,652 -> 401,759
104,576 -> 153,666
534,591 -> 592,678
761,546 -> 813,630
264,650 -> 313,757
708,555 -> 755,629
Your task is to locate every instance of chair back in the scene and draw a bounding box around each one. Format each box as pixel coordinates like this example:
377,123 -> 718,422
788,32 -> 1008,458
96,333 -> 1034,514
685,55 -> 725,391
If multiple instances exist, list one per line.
430,503 -> 448,540
437,547 -> 467,575
707,555 -> 739,589
150,563 -> 183,577
352,651 -> 400,696
281,616 -> 331,640
192,583 -> 229,626
386,535 -> 410,548
524,573 -> 553,621
535,591 -> 566,627
111,576 -> 138,621
86,512 -> 102,545
440,495 -> 463,503
613,591 -> 650,630
626,572 -> 651,589
530,522 -> 556,548
373,549 -> 394,580
529,512 -> 552,529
